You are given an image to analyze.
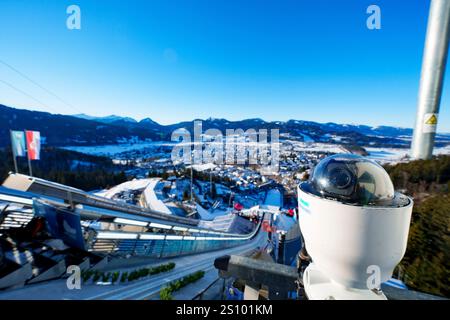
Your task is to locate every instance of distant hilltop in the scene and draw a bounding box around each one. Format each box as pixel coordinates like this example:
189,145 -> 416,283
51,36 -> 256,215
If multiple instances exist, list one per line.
1,104 -> 450,148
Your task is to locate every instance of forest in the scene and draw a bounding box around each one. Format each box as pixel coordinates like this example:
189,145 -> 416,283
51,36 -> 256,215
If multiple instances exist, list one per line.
0,147 -> 128,191
385,155 -> 450,298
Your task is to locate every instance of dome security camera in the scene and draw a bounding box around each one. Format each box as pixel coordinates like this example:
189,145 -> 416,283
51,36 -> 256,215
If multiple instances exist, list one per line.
297,154 -> 413,300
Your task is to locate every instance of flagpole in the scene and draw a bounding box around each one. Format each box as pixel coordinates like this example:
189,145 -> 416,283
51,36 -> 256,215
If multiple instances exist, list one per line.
27,155 -> 33,177
9,130 -> 18,173
24,130 -> 33,177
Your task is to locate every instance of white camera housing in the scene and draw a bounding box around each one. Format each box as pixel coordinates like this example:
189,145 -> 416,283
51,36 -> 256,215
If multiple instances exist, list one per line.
297,154 -> 413,300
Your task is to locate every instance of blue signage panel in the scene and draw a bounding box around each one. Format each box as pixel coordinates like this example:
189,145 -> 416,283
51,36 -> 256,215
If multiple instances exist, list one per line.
33,201 -> 85,250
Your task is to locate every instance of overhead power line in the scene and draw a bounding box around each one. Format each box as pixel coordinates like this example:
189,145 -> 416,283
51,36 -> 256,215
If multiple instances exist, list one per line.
0,78 -> 60,114
0,59 -> 83,114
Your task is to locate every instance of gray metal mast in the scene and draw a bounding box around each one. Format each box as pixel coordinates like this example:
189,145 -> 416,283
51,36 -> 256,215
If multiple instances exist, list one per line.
411,0 -> 450,159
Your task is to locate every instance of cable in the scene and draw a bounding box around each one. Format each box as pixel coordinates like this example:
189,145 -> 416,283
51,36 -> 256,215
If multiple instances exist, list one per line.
0,79 -> 60,114
0,59 -> 83,114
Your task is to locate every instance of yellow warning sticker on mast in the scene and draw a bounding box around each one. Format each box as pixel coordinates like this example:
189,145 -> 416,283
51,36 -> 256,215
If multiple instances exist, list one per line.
423,113 -> 438,133
425,114 -> 437,125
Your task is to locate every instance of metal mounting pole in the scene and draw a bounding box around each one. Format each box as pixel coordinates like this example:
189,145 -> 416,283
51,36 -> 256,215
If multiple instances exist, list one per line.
9,130 -> 19,173
210,168 -> 213,196
411,0 -> 450,159
190,165 -> 193,202
27,154 -> 33,177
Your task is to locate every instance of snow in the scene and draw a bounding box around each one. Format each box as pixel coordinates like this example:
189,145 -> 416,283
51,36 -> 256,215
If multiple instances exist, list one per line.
285,140 -> 450,164
95,179 -> 152,198
215,184 -> 230,196
195,204 -> 216,220
142,179 -> 172,214
366,145 -> 450,163
263,189 -> 282,212
63,141 -> 176,157
298,132 -> 314,143
198,212 -> 235,230
274,213 -> 296,233
73,114 -> 137,123
188,163 -> 217,172
288,141 -> 347,154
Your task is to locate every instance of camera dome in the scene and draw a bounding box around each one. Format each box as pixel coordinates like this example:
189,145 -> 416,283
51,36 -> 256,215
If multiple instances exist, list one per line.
302,154 -> 408,207
297,154 -> 413,297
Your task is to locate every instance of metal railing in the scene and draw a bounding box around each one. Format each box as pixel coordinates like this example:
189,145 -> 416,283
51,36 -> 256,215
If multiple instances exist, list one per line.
86,213 -> 265,258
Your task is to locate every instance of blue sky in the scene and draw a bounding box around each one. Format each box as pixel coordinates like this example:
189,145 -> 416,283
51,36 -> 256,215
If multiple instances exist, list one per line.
0,0 -> 449,131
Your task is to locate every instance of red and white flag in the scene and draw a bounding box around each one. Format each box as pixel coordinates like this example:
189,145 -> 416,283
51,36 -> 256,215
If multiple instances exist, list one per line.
25,130 -> 41,160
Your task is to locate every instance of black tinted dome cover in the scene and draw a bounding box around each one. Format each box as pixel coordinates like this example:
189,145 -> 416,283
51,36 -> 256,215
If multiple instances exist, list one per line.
303,154 -> 408,207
